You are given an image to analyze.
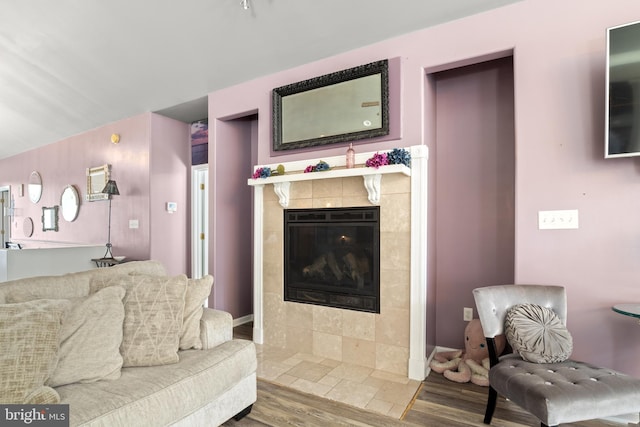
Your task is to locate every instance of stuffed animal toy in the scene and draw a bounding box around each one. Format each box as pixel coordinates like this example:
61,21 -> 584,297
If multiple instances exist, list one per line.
429,319 -> 506,386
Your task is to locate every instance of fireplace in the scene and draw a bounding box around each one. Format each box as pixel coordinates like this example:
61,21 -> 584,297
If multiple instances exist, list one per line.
284,206 -> 380,313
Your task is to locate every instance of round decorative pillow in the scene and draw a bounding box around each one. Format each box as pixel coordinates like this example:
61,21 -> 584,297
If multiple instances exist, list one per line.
505,303 -> 573,363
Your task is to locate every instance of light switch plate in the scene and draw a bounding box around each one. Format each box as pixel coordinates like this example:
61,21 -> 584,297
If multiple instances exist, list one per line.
129,219 -> 139,229
538,209 -> 579,230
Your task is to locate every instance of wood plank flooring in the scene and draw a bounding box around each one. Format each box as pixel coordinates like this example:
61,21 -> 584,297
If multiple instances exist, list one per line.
227,324 -> 628,427
223,373 -> 626,427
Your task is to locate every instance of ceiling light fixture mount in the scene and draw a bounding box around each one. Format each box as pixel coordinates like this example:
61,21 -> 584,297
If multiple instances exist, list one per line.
240,0 -> 249,10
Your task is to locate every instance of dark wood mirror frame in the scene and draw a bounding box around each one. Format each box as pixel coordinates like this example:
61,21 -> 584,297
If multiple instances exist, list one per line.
272,59 -> 389,151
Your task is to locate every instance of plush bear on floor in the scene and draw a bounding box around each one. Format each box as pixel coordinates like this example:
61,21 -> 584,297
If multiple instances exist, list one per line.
429,319 -> 506,387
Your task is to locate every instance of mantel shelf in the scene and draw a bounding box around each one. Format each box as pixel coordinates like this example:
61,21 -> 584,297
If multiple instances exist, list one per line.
247,164 -> 411,207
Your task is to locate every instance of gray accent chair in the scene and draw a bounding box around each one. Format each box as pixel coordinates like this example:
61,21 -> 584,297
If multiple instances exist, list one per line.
473,284 -> 640,427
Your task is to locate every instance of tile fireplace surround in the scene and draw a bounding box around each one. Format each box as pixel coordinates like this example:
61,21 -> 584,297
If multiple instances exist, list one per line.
249,145 -> 428,380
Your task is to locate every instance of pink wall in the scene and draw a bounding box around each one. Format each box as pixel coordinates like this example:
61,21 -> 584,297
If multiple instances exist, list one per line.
208,116 -> 254,316
435,57 -> 516,349
149,114 -> 190,276
0,112 -> 190,276
209,0 -> 640,376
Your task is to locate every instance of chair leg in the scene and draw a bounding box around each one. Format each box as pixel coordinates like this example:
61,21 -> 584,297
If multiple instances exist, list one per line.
483,385 -> 498,424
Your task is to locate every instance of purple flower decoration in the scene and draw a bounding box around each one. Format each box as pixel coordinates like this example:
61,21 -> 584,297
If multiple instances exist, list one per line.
251,167 -> 271,179
387,148 -> 411,167
304,161 -> 330,173
365,152 -> 388,168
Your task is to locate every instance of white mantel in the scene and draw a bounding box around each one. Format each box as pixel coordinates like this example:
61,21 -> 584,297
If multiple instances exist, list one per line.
248,164 -> 411,207
248,145 -> 429,380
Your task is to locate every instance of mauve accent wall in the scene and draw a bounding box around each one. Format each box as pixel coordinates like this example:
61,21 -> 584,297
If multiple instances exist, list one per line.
434,57 -> 515,349
209,0 -> 640,377
209,117 -> 254,316
0,112 -> 190,276
149,114 -> 190,276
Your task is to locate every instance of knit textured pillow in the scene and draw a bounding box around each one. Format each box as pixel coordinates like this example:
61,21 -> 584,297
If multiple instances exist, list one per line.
180,275 -> 214,350
505,303 -> 573,363
47,286 -> 126,387
91,274 -> 187,367
0,299 -> 70,403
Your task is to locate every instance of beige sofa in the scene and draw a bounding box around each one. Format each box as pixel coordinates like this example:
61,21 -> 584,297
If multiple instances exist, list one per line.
0,260 -> 256,426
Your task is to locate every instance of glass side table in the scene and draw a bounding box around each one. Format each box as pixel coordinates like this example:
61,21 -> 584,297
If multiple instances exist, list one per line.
612,304 -> 640,324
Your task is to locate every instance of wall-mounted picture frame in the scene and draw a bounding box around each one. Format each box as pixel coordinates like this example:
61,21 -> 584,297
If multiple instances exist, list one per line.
86,164 -> 111,201
42,206 -> 59,232
272,59 -> 389,151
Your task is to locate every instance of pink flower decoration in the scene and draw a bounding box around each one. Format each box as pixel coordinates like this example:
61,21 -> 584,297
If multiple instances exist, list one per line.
365,152 -> 389,168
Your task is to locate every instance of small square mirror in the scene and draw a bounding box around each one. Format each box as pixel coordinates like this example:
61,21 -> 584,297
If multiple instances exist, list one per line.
42,206 -> 59,232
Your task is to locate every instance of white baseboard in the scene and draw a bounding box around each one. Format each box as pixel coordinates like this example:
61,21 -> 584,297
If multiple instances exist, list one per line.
233,314 -> 254,327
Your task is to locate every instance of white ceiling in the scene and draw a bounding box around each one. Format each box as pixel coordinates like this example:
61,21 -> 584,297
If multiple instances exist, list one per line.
0,0 -> 520,159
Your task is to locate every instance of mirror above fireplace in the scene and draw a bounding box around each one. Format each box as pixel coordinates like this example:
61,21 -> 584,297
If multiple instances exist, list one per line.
272,60 -> 389,151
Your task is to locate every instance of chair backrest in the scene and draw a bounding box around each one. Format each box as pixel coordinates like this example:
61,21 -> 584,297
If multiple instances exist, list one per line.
473,284 -> 567,339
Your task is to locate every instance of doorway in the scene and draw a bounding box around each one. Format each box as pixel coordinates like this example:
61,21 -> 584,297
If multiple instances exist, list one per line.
191,165 -> 209,301
0,186 -> 11,249
433,56 -> 516,348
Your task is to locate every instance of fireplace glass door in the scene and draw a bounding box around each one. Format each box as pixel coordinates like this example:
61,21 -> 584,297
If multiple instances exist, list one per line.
284,207 -> 380,313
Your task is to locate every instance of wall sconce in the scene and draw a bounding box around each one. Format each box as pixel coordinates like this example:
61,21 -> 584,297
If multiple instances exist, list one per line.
111,134 -> 120,144
101,180 -> 120,259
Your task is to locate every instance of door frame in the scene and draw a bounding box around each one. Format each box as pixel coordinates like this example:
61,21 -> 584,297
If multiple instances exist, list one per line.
191,165 -> 209,292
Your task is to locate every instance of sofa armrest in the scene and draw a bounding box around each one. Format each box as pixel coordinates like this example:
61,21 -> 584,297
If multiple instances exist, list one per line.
200,308 -> 233,349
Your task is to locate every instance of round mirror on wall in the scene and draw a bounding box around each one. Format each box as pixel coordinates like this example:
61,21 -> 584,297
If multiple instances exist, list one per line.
23,217 -> 33,237
60,185 -> 79,222
28,171 -> 42,204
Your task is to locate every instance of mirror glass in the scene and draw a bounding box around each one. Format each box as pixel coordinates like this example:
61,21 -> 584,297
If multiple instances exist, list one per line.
86,164 -> 110,201
273,59 -> 389,151
60,185 -> 80,222
28,171 -> 42,203
23,217 -> 33,237
42,206 -> 59,232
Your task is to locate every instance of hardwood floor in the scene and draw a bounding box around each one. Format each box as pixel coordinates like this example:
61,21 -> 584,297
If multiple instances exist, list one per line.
223,373 -> 626,427
228,324 -> 627,427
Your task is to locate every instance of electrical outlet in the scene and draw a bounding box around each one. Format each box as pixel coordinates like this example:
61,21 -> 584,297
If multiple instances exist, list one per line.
463,307 -> 473,321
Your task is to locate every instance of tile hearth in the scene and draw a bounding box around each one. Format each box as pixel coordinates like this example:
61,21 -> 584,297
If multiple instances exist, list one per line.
254,343 -> 421,419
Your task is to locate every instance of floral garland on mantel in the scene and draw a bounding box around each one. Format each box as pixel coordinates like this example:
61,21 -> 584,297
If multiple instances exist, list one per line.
365,147 -> 411,169
250,147 -> 411,179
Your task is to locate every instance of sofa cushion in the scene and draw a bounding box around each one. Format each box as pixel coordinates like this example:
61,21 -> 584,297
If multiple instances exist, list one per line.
48,286 -> 126,387
0,299 -> 70,404
505,303 -> 573,363
56,340 -> 256,426
98,260 -> 167,277
91,274 -> 187,367
180,275 -> 214,350
2,272 -> 93,304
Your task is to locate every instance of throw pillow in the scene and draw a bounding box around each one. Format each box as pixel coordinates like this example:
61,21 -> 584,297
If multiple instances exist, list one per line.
91,274 -> 188,367
0,299 -> 70,404
47,286 -> 126,387
4,274 -> 90,303
180,275 -> 214,350
505,303 -> 573,363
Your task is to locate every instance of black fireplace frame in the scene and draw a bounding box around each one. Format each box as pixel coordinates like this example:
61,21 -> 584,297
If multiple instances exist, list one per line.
283,206 -> 380,313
